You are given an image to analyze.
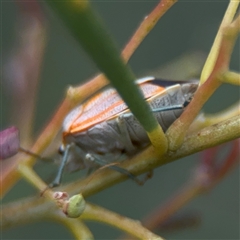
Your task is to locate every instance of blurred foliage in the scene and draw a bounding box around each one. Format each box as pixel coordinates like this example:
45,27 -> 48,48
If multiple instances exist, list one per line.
1,1 -> 239,239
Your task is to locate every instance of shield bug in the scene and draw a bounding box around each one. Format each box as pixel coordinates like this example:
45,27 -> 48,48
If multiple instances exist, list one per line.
52,77 -> 198,186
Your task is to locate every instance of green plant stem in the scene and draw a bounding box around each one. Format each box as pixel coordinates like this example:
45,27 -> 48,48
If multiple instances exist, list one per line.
45,0 -> 167,152
1,115 -> 239,231
1,0 -> 175,198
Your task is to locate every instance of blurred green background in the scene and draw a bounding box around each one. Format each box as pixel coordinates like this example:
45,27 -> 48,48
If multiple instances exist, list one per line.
1,1 -> 239,239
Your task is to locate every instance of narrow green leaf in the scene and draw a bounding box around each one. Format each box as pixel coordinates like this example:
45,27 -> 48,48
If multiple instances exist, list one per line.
45,0 -> 160,134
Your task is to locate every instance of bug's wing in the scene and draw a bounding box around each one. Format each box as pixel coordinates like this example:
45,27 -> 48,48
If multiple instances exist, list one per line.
65,88 -> 128,134
63,81 -> 162,134
63,78 -> 198,135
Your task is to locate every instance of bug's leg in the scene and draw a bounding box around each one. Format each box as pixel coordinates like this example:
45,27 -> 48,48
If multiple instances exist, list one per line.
50,144 -> 72,188
85,153 -> 144,185
117,113 -> 157,185
116,114 -> 136,153
152,103 -> 185,113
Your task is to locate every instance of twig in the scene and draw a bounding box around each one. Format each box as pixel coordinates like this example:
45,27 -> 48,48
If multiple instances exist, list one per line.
139,140 -> 239,231
51,212 -> 94,240
1,115 -> 239,231
166,13 -> 240,151
82,203 -> 164,240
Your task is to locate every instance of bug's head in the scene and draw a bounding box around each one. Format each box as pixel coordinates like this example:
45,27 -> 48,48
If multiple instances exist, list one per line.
58,144 -> 65,155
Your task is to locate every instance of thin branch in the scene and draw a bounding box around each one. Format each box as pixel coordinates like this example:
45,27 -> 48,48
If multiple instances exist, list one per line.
52,212 -> 94,240
188,101 -> 240,133
138,140 -> 239,232
61,115 -> 240,198
220,71 -> 240,85
142,182 -> 201,232
122,0 -> 177,60
200,0 -> 239,83
166,13 -> 240,151
82,203 -> 164,240
1,115 -> 239,231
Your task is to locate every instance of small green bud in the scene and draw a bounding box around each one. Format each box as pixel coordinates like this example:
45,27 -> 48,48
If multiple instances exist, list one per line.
64,194 -> 86,218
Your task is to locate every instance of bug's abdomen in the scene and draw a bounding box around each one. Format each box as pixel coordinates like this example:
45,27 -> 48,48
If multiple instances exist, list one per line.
70,120 -> 126,154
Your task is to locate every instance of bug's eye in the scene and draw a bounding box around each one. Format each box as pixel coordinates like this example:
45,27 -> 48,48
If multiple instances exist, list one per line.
58,145 -> 65,155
